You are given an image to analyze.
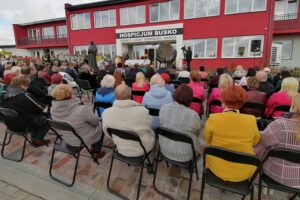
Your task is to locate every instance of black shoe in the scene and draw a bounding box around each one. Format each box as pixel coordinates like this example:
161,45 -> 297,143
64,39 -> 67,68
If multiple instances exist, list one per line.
31,139 -> 50,147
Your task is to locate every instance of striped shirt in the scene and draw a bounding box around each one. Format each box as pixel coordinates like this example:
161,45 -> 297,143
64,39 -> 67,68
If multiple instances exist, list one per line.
255,117 -> 300,189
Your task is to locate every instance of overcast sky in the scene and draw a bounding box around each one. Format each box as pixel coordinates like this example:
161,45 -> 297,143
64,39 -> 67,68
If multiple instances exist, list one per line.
0,0 -> 102,45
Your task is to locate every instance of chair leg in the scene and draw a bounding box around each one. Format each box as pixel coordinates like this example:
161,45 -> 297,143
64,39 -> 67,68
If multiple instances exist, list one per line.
153,160 -> 174,200
250,187 -> 254,200
200,171 -> 206,200
165,161 -> 169,168
241,195 -> 246,200
136,164 -> 144,200
258,177 -> 263,200
187,168 -> 193,200
0,133 -> 12,145
49,149 -> 80,187
1,131 -> 27,162
194,160 -> 199,181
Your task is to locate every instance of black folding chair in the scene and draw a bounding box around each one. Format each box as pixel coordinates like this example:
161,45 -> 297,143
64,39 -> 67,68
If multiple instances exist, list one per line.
258,148 -> 300,200
146,107 -> 160,117
233,77 -> 242,83
240,102 -> 266,118
77,79 -> 94,102
192,97 -> 203,119
153,127 -> 199,200
178,77 -> 190,84
200,146 -> 261,200
170,80 -> 182,89
131,90 -> 146,100
206,99 -> 222,118
47,119 -> 99,187
0,107 -> 31,162
93,101 -> 113,116
107,128 -> 152,200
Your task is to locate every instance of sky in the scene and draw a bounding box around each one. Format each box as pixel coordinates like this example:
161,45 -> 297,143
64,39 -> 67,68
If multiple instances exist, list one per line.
0,0 -> 102,45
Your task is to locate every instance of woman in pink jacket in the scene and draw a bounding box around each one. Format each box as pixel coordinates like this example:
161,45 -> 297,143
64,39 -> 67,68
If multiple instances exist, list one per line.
188,70 -> 205,114
265,77 -> 299,118
208,74 -> 233,114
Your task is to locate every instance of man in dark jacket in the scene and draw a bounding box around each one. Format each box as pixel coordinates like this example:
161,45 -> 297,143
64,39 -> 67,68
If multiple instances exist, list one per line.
256,71 -> 275,98
3,75 -> 50,147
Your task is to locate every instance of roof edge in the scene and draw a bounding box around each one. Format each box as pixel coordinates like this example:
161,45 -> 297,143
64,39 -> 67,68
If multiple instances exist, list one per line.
65,0 -> 137,11
16,17 -> 66,26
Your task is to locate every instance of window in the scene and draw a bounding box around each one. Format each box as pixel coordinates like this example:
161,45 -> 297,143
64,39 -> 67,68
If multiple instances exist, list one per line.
275,40 -> 293,59
150,0 -> 179,22
184,0 -> 220,19
96,44 -> 117,61
120,5 -> 145,25
222,35 -> 264,58
94,9 -> 116,28
42,27 -> 55,39
225,0 -> 266,14
74,45 -> 89,55
28,29 -> 39,40
183,38 -> 218,58
275,0 -> 298,20
71,13 -> 91,30
57,25 -> 67,38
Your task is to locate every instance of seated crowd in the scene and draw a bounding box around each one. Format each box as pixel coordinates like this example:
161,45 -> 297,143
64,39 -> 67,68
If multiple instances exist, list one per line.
0,59 -> 299,195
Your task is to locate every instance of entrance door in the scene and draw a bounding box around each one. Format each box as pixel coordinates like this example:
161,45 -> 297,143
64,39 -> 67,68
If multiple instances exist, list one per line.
146,48 -> 155,65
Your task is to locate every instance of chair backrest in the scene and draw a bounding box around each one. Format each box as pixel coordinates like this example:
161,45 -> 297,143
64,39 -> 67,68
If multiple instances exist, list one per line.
156,127 -> 197,162
274,105 -> 291,112
94,101 -> 113,110
200,78 -> 209,82
107,128 -> 148,156
156,127 -> 193,145
233,77 -> 242,81
47,119 -> 88,149
203,146 -> 261,167
242,102 -> 266,112
132,90 -> 146,97
192,97 -> 202,104
146,107 -> 160,116
263,148 -> 300,165
0,107 -> 19,118
209,83 -> 218,89
77,80 -> 91,90
178,77 -> 190,84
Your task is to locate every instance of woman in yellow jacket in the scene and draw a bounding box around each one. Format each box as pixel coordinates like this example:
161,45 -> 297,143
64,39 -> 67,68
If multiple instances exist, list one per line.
204,85 -> 261,182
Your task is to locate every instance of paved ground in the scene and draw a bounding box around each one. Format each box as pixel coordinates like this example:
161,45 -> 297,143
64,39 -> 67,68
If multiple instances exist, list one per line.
0,95 -> 297,200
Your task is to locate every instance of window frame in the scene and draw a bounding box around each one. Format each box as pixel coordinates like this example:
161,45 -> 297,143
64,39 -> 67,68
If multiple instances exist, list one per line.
94,9 -> 116,28
184,0 -> 221,19
42,27 -> 55,39
184,38 -> 218,59
70,13 -> 91,30
150,0 -> 180,23
56,25 -> 68,38
275,39 -> 294,60
221,35 -> 264,58
225,0 -> 267,15
120,5 -> 146,26
95,44 -> 117,60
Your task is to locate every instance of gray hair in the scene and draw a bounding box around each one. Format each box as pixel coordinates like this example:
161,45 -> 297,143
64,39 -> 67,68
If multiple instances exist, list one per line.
101,75 -> 115,88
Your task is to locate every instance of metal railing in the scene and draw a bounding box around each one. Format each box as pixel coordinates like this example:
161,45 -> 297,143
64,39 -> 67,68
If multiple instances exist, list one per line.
274,13 -> 298,21
17,36 -> 68,47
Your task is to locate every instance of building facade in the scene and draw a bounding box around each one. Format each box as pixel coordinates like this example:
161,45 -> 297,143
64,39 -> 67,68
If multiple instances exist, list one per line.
64,0 -> 275,69
273,0 -> 300,68
13,18 -> 69,57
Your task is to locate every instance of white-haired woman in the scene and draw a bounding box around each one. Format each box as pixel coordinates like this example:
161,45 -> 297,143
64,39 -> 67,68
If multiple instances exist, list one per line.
207,74 -> 233,113
265,77 -> 299,118
142,74 -> 173,129
95,75 -> 116,116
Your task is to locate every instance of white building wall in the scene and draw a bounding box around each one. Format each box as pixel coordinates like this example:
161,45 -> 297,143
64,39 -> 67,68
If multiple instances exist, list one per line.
273,35 -> 300,68
1,47 -> 31,57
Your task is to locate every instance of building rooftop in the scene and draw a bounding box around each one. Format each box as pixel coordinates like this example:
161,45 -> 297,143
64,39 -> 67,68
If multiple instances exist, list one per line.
65,0 -> 136,11
16,17 -> 66,26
